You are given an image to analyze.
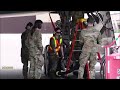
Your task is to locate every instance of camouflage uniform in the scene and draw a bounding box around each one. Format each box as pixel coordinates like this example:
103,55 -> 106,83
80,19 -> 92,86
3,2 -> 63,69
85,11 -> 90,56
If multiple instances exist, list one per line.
26,28 -> 44,79
21,29 -> 30,79
78,27 -> 102,79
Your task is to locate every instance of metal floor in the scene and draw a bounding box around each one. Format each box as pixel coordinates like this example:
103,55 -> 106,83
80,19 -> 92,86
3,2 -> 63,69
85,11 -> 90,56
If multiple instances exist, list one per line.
0,61 -> 101,79
0,69 -> 101,79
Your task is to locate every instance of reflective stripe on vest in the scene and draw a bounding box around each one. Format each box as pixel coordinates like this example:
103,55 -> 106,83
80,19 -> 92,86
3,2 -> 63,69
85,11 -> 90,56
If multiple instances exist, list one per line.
52,36 -> 62,47
49,36 -> 62,52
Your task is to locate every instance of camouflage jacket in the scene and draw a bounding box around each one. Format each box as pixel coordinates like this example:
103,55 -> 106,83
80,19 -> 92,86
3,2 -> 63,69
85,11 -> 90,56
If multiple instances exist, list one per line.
25,28 -> 43,56
79,27 -> 102,53
21,29 -> 30,57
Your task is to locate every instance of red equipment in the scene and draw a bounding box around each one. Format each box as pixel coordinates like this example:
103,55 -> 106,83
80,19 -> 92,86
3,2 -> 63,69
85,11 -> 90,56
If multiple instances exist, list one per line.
103,34 -> 120,79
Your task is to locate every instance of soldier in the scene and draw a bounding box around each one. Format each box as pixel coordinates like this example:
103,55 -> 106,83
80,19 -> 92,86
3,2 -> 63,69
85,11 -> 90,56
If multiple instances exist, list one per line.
78,17 -> 102,79
27,20 -> 44,79
55,20 -> 62,29
21,22 -> 33,79
48,27 -> 65,79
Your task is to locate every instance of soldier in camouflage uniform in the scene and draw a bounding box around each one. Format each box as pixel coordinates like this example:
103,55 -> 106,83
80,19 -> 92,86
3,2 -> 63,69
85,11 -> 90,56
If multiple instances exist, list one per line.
78,17 -> 102,79
55,20 -> 62,29
21,22 -> 33,79
26,20 -> 44,79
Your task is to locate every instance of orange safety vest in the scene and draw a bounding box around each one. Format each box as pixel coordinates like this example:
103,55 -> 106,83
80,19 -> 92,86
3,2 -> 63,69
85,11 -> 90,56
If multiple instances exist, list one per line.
49,36 -> 62,53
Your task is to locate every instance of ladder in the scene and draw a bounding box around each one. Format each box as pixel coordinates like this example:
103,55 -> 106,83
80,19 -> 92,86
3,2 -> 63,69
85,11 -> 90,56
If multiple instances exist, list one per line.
65,20 -> 90,79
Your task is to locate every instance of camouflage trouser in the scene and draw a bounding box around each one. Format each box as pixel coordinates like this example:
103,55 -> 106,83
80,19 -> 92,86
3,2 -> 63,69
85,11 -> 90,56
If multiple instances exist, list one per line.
29,54 -> 44,79
78,52 -> 97,79
49,54 -> 59,79
21,56 -> 29,79
22,61 -> 28,79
